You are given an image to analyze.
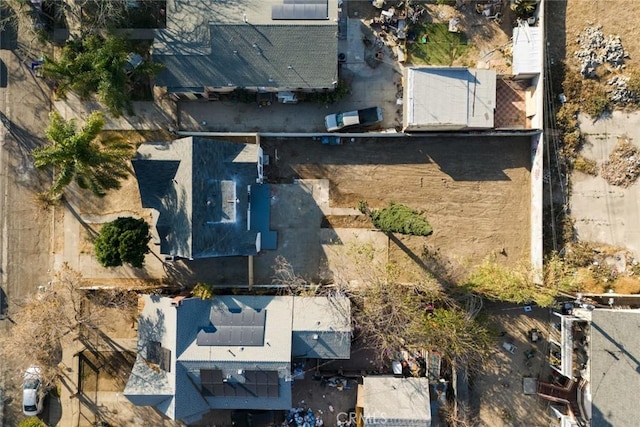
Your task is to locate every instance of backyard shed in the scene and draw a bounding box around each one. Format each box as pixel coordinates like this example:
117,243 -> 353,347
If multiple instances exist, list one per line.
512,25 -> 543,77
403,67 -> 496,131
357,376 -> 431,426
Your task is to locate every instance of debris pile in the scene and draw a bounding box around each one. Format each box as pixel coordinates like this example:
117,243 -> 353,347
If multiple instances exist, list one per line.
285,407 -> 324,427
575,26 -> 628,78
607,75 -> 637,105
600,137 -> 640,187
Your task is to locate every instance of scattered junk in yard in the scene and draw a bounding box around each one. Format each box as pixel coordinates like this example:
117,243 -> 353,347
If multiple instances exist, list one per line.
285,406 -> 324,426
391,349 -> 434,379
529,328 -> 540,343
277,91 -> 298,104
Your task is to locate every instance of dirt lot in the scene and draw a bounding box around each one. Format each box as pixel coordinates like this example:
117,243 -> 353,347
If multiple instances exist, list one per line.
263,136 -> 531,278
473,303 -> 556,427
552,0 -> 640,70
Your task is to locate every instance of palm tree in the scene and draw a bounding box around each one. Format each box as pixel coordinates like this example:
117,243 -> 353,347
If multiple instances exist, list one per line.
32,111 -> 132,197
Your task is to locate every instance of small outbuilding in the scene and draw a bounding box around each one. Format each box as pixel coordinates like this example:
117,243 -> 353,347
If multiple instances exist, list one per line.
403,67 -> 496,132
356,376 -> 431,426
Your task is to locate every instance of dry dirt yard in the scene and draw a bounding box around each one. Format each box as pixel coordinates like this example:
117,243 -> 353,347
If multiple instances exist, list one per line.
473,303 -> 556,427
263,135 -> 531,279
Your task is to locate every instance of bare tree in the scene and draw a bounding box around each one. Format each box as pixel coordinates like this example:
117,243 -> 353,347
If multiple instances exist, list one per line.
0,263 -> 134,388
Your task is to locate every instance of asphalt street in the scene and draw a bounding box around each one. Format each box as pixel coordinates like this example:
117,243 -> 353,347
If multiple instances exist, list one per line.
0,13 -> 55,425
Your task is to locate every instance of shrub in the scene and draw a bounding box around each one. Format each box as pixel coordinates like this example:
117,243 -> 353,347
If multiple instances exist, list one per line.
94,217 -> 151,268
556,103 -> 579,131
573,156 -> 598,175
19,418 -> 46,427
562,129 -> 583,154
581,79 -> 610,118
626,70 -> 640,98
370,202 -> 433,236
192,283 -> 215,299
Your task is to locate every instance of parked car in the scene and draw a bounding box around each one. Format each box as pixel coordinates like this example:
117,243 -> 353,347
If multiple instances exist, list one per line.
324,106 -> 383,132
23,366 -> 44,416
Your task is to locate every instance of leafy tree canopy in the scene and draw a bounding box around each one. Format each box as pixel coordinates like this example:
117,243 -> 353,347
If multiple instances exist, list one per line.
94,217 -> 151,268
42,33 -> 162,116
32,111 -> 132,197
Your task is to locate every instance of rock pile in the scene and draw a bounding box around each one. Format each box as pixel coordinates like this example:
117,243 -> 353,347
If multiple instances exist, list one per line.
575,26 -> 628,78
607,75 -> 637,105
600,137 -> 640,188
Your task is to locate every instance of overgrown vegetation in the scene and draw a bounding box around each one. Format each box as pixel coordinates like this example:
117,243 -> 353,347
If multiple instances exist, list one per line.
192,283 -> 215,299
32,111 -> 133,197
18,418 -> 46,427
573,156 -> 598,175
359,201 -> 433,236
42,33 -> 162,116
94,217 -> 151,268
306,80 -> 350,104
465,257 -> 557,307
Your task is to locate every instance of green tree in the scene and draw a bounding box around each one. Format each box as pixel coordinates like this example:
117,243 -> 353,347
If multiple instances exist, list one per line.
363,201 -> 433,236
94,217 -> 151,268
42,33 -> 162,116
32,111 -> 132,197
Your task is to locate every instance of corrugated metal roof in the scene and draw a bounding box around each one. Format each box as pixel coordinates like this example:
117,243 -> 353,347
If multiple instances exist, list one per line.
362,377 -> 431,426
404,67 -> 496,131
512,25 -> 543,76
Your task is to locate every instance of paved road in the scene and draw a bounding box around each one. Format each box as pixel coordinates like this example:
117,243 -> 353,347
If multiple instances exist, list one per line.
0,19 -> 55,425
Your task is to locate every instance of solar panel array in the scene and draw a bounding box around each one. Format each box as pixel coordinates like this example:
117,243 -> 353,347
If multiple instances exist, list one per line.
197,308 -> 266,346
200,369 -> 279,398
272,0 -> 328,20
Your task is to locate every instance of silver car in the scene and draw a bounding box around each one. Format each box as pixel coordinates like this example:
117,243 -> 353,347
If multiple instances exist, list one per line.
23,366 -> 44,416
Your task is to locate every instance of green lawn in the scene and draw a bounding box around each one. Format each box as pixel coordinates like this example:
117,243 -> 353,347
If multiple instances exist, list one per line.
407,23 -> 470,66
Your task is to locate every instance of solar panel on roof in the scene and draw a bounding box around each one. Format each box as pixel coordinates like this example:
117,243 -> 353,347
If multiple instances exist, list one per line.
200,369 -> 280,398
197,308 -> 267,346
271,1 -> 328,20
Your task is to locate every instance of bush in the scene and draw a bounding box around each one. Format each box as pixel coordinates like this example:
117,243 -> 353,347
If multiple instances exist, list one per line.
370,202 -> 433,236
581,79 -> 610,118
573,156 -> 598,175
556,103 -> 579,132
94,217 -> 151,268
192,283 -> 215,299
626,70 -> 640,98
19,418 -> 46,427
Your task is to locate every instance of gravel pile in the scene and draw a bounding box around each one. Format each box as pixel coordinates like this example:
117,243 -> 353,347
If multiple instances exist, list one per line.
607,75 -> 637,105
575,26 -> 628,78
601,137 -> 640,188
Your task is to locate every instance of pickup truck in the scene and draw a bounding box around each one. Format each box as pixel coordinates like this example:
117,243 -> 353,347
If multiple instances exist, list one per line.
324,106 -> 383,132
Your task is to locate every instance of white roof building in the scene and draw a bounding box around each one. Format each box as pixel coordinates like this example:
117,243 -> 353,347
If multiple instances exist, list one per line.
403,67 -> 496,131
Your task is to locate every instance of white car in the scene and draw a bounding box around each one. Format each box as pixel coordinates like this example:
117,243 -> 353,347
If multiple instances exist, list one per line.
23,366 -> 44,416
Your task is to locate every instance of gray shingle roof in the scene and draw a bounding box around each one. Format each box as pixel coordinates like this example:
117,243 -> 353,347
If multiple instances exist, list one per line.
590,309 -> 640,427
125,295 -> 351,423
154,24 -> 338,91
133,137 -> 262,258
